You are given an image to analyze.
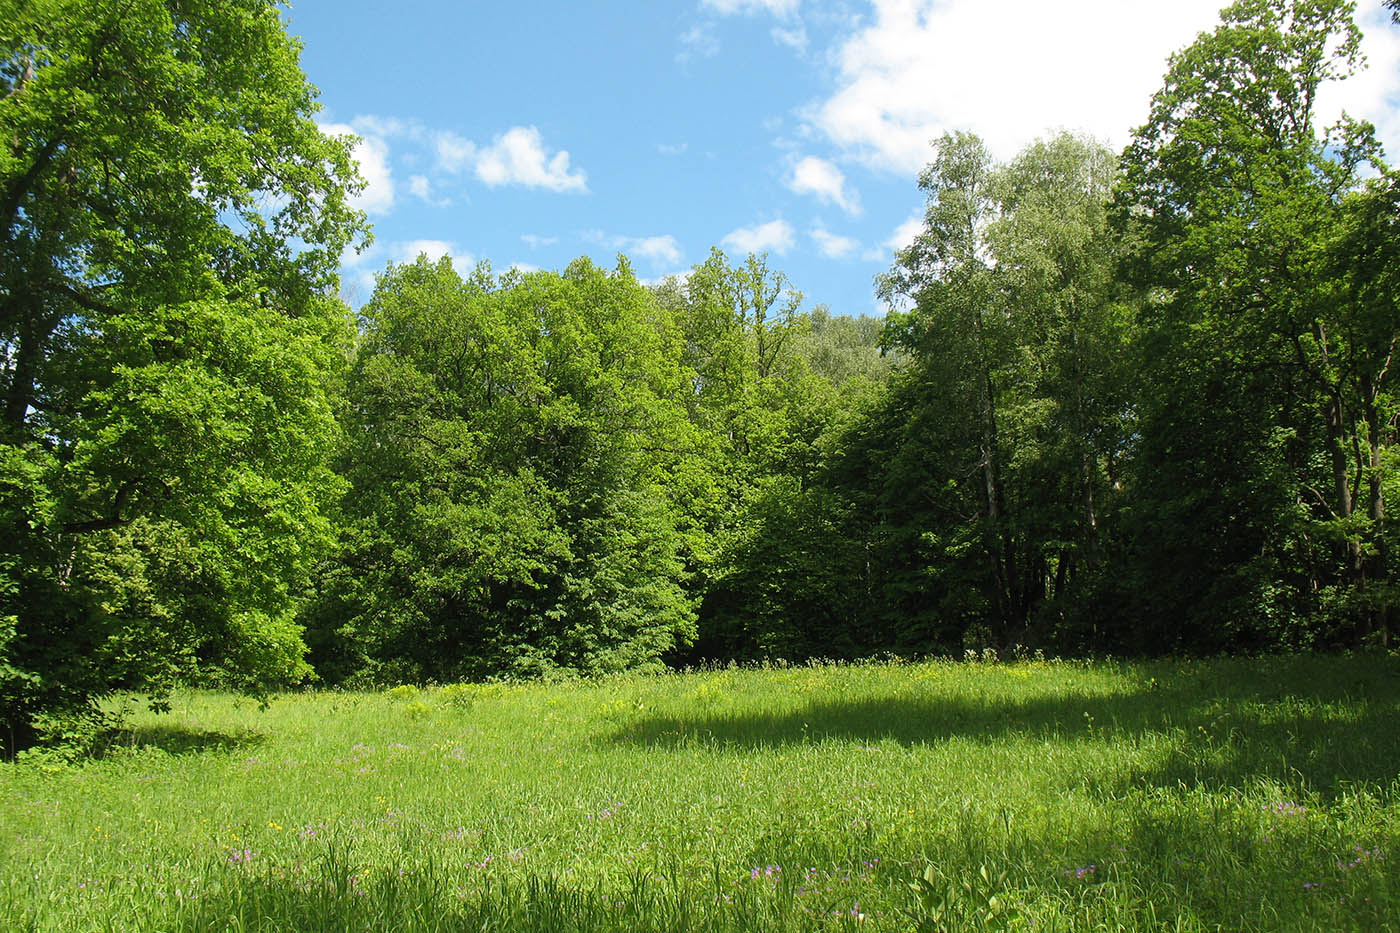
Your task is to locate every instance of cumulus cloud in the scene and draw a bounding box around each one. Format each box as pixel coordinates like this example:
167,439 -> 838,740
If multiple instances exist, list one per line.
805,0 -> 1400,171
722,219 -> 796,255
788,155 -> 860,214
629,235 -> 683,265
393,239 -> 466,265
521,234 -> 559,248
585,231 -> 683,266
334,117 -> 594,196
1322,4 -> 1400,162
811,225 -> 860,259
435,131 -> 478,174
886,214 -> 923,253
475,126 -> 588,193
320,122 -> 395,215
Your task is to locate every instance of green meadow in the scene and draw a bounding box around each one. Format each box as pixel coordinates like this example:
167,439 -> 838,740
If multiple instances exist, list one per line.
2,655 -> 1398,932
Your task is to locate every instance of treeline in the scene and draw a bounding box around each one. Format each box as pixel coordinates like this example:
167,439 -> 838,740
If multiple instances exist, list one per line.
298,251 -> 891,684
2,0 -> 1398,750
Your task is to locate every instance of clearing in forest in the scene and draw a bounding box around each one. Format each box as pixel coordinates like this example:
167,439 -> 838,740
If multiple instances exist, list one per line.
2,655 -> 1397,931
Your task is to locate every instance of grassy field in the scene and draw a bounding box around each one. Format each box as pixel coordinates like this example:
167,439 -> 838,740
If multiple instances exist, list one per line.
2,655 -> 1398,931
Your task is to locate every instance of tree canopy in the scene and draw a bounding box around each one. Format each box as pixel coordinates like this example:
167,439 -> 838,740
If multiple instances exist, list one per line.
1112,0 -> 1396,650
1,0 -> 366,752
306,257 -> 698,683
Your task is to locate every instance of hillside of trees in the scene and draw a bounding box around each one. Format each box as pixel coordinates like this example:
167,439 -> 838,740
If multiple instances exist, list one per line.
2,0 -> 1398,753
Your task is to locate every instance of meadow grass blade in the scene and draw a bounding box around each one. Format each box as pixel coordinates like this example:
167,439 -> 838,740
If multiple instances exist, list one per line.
2,655 -> 1396,931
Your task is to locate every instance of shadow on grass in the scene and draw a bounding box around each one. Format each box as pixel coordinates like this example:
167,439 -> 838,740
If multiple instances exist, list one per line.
147,804 -> 1398,933
605,655 -> 1400,796
164,868 -> 745,933
95,723 -> 266,758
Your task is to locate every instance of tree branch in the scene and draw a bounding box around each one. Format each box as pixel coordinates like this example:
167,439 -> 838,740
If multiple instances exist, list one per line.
3,54 -> 34,101
0,135 -> 62,245
44,279 -> 128,317
61,481 -> 137,535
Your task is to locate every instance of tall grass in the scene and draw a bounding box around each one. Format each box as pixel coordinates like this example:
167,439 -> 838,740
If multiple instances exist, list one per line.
2,655 -> 1397,931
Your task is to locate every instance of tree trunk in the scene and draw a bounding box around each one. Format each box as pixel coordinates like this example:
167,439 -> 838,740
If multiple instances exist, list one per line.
1364,391 -> 1391,648
4,310 -> 46,436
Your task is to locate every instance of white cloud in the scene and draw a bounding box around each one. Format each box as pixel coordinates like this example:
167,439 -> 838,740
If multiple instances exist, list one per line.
351,115 -> 427,141
393,239 -> 476,277
805,0 -> 1400,171
658,142 -> 689,156
320,122 -> 394,215
722,218 -> 796,255
639,269 -> 695,289
702,0 -> 800,16
771,24 -> 808,51
811,225 -> 860,258
334,118 -> 599,197
435,131 -> 478,174
1322,5 -> 1400,163
630,235 -> 683,265
584,231 -> 683,266
475,126 -> 588,193
337,240 -> 382,301
788,155 -> 860,214
407,174 -> 451,207
678,22 -> 720,61
886,214 -> 923,253
509,262 -> 541,275
521,234 -> 559,248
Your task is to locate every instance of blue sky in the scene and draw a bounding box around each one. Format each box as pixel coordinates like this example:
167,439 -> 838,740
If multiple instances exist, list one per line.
285,0 -> 1400,317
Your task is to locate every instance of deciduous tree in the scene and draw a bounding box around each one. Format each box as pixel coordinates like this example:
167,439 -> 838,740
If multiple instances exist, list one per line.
1,0 -> 365,753
1114,0 -> 1395,648
309,257 -> 697,682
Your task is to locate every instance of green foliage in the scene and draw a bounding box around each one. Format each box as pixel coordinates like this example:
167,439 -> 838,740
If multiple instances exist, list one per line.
816,130 -> 1132,655
654,249 -> 896,662
0,0 -> 366,753
309,256 -> 697,683
1112,0 -> 1398,650
906,862 -> 1019,933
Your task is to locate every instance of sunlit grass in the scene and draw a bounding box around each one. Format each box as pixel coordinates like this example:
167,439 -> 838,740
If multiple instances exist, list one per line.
2,655 -> 1397,931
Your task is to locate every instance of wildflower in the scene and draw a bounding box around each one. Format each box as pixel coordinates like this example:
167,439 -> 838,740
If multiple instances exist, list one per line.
226,848 -> 256,865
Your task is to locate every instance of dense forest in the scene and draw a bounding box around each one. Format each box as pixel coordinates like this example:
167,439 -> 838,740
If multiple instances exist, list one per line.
3,0 -> 1399,753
